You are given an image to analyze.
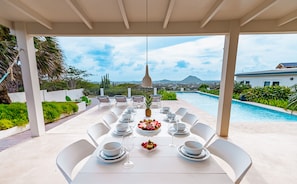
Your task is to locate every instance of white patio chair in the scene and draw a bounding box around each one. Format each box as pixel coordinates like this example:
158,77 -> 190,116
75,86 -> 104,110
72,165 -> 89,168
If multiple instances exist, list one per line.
56,139 -> 95,184
175,107 -> 187,117
190,122 -> 216,146
110,107 -> 124,116
132,95 -> 145,108
114,95 -> 128,106
180,112 -> 198,126
150,94 -> 162,108
102,112 -> 118,127
97,95 -> 111,107
207,138 -> 252,184
87,122 -> 110,147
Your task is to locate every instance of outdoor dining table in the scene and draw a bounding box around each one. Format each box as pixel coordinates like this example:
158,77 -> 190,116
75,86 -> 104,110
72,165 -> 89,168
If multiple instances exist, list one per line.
72,108 -> 233,184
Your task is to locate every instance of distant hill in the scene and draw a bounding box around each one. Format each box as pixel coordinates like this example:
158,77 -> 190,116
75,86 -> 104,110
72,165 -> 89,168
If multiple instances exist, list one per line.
180,75 -> 202,84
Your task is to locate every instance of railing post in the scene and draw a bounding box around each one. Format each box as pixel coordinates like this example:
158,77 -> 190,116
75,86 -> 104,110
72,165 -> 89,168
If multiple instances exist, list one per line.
128,88 -> 131,98
100,88 -> 104,96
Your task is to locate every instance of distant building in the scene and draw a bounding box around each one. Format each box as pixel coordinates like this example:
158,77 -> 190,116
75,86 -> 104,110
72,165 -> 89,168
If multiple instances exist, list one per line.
235,63 -> 297,87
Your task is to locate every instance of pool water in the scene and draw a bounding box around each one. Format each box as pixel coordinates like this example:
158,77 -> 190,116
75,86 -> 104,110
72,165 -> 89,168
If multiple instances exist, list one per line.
176,92 -> 297,122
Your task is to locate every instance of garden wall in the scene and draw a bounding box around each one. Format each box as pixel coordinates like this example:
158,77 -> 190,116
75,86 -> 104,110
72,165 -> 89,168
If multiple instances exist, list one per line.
8,88 -> 84,102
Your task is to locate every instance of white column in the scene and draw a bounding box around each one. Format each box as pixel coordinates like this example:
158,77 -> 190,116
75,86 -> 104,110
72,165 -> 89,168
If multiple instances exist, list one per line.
14,22 -> 45,137
153,88 -> 157,95
216,21 -> 240,137
128,88 -> 131,98
100,88 -> 104,96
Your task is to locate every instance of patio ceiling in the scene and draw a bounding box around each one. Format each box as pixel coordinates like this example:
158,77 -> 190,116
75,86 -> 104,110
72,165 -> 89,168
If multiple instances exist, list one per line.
1,0 -> 297,36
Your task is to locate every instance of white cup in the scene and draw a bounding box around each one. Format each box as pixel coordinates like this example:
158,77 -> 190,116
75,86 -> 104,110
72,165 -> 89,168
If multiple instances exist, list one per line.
116,123 -> 129,132
103,142 -> 122,157
174,123 -> 186,131
183,141 -> 203,155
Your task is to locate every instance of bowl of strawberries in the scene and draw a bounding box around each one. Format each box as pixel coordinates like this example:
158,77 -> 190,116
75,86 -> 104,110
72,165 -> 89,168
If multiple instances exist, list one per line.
137,119 -> 161,136
141,140 -> 157,152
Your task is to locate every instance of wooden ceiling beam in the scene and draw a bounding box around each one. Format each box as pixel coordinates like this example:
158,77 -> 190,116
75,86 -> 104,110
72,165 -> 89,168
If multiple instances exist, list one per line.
6,0 -> 52,29
117,0 -> 130,29
200,0 -> 225,28
278,9 -> 297,26
163,0 -> 176,29
240,0 -> 277,26
65,0 -> 93,29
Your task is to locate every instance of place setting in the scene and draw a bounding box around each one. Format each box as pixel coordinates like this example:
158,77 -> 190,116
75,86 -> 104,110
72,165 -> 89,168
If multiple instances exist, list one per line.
168,122 -> 190,136
112,123 -> 134,137
97,141 -> 127,163
177,140 -> 210,161
160,106 -> 170,114
119,113 -> 134,123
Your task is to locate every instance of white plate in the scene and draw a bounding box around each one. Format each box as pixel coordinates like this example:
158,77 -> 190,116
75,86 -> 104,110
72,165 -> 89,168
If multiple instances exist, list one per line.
168,127 -> 190,136
137,127 -> 161,136
177,145 -> 210,161
112,128 -> 132,136
97,149 -> 127,163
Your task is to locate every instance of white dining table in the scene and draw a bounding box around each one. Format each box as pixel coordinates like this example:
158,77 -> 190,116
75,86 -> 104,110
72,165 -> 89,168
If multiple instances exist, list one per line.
72,108 -> 233,184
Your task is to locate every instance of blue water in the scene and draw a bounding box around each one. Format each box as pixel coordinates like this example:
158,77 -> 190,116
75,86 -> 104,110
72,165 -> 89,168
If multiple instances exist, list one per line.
176,92 -> 297,122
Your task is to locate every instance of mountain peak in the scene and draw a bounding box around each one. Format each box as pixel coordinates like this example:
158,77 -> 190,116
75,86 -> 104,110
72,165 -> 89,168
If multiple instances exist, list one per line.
180,75 -> 202,84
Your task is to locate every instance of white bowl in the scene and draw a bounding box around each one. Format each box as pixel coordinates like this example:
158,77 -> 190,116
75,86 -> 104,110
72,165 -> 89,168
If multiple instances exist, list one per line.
183,141 -> 203,155
174,123 -> 186,131
102,142 -> 122,157
116,123 -> 129,132
122,114 -> 131,120
167,112 -> 176,119
162,107 -> 170,112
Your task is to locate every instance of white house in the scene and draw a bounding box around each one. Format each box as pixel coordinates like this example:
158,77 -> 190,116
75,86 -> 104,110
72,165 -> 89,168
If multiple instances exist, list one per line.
235,63 -> 297,88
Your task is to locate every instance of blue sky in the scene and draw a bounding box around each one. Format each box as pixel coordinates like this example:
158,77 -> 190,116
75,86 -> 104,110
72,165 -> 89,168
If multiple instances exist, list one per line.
57,34 -> 297,82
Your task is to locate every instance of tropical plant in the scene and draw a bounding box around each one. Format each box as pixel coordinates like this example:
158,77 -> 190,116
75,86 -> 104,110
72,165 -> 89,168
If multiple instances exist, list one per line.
287,84 -> 297,111
64,66 -> 90,89
145,95 -> 152,109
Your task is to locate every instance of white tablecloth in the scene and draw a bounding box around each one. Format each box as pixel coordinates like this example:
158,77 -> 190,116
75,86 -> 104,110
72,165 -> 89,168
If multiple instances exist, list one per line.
72,108 -> 233,184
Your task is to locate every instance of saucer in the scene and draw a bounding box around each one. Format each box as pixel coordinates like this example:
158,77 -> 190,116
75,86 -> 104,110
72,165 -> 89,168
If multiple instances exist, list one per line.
168,127 -> 189,136
112,128 -> 133,136
177,145 -> 210,161
97,149 -> 127,163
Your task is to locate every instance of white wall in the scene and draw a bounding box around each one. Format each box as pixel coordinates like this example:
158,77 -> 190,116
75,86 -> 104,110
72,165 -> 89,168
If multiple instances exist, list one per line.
236,75 -> 297,87
8,88 -> 84,102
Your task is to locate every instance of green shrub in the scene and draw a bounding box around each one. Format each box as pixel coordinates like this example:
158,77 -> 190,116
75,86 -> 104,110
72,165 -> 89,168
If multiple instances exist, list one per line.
65,96 -> 72,101
81,96 -> 91,105
158,89 -> 177,100
0,119 -> 14,130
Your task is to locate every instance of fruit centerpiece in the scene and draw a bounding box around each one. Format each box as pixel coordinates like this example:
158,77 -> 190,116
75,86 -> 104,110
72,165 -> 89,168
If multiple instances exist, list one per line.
141,140 -> 157,151
138,119 -> 161,130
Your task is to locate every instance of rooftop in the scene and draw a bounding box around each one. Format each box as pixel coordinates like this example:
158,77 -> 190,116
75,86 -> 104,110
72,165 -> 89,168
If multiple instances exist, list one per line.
0,99 -> 296,184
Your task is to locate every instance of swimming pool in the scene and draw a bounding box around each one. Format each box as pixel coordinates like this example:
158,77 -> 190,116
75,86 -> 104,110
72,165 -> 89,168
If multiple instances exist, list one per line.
176,92 -> 297,122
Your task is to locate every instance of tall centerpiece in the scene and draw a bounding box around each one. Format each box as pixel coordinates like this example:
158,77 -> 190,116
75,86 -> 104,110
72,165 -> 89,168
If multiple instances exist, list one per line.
145,95 -> 152,117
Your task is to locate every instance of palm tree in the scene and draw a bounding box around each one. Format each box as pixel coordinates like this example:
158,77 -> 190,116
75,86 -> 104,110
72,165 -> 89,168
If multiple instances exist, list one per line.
287,84 -> 297,111
0,25 -> 64,104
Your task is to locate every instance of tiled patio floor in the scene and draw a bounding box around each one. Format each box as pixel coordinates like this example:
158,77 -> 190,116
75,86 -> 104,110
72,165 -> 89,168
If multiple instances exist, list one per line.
0,99 -> 296,184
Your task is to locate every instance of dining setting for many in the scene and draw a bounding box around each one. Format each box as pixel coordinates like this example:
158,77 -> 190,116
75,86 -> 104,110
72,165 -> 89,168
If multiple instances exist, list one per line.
56,105 -> 252,184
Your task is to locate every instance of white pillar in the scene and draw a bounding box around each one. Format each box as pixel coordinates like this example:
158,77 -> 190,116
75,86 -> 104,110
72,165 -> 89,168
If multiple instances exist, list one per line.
14,22 -> 45,137
128,88 -> 131,98
100,88 -> 104,96
216,21 -> 240,137
153,88 -> 157,95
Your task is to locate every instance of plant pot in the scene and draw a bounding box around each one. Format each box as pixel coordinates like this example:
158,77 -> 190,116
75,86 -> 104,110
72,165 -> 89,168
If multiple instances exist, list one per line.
145,108 -> 152,117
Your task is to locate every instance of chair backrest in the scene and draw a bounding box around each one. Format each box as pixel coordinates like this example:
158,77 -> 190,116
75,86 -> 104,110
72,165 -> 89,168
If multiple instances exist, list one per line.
97,95 -> 110,103
151,95 -> 161,102
56,139 -> 96,184
87,122 -> 110,147
114,95 -> 127,103
181,112 -> 198,126
132,95 -> 144,103
102,112 -> 118,126
175,107 -> 187,117
190,122 -> 216,146
207,139 -> 252,184
110,107 -> 124,116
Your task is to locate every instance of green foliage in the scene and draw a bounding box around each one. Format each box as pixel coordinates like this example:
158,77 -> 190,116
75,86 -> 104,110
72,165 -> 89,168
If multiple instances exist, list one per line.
199,88 -> 220,96
81,96 -> 91,106
0,119 -> 14,130
145,95 -> 152,109
243,86 -> 291,101
198,84 -> 209,90
42,102 -> 78,123
65,96 -> 72,101
233,82 -> 251,94
100,74 -> 111,89
0,103 -> 28,127
158,89 -> 177,100
40,80 -> 68,91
